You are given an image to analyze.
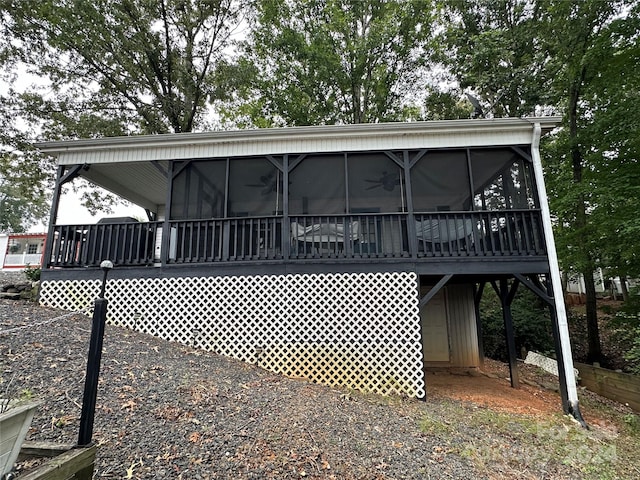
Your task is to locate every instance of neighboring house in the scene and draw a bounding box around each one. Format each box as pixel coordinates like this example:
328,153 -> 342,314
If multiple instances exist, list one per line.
0,232 -> 46,270
566,269 -> 636,297
35,118 -> 583,421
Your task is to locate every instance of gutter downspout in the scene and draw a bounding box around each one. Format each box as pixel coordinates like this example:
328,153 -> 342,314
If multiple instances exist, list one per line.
531,123 -> 586,427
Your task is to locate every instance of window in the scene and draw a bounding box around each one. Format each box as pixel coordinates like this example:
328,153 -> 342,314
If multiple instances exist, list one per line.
27,244 -> 38,254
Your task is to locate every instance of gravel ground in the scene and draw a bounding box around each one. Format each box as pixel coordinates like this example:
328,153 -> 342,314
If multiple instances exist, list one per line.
0,271 -> 625,479
0,271 -> 28,285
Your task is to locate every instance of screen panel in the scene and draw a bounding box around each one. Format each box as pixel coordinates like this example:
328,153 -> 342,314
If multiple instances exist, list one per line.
348,153 -> 405,213
411,150 -> 471,212
171,160 -> 226,219
289,154 -> 346,215
229,157 -> 283,217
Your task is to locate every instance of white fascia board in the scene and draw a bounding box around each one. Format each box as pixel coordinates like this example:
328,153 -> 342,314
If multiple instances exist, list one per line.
35,117 -> 561,166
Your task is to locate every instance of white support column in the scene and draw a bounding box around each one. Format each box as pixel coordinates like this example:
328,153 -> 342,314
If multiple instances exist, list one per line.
530,123 -> 581,415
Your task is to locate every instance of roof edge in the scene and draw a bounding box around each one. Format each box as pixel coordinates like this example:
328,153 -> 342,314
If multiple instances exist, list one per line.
35,117 -> 561,154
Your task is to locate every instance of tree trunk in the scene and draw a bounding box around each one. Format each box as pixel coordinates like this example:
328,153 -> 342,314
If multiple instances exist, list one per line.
583,266 -> 602,364
568,76 -> 602,365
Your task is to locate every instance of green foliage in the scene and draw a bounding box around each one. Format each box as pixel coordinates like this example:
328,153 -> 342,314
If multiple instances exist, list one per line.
480,287 -> 554,362
0,103 -> 52,232
23,265 -> 41,282
436,0 -> 551,117
1,0 -> 247,220
608,291 -> 640,374
226,0 -> 435,126
18,388 -> 33,401
422,87 -> 473,121
623,413 -> 640,435
440,0 -> 640,364
418,414 -> 453,436
624,332 -> 640,375
542,0 -> 640,279
2,0 -> 246,136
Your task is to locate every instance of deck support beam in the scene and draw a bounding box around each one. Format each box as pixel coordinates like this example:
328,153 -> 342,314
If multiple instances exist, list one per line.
491,279 -> 520,388
515,273 -> 571,417
544,276 -> 571,414
473,282 -> 486,368
418,274 -> 453,309
42,164 -> 85,269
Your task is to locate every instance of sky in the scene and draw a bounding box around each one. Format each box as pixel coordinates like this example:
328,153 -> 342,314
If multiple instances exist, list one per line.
29,191 -> 146,233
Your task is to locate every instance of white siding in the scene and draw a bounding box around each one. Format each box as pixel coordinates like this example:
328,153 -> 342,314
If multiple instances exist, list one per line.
446,285 -> 480,367
38,118 -> 559,166
56,130 -> 534,165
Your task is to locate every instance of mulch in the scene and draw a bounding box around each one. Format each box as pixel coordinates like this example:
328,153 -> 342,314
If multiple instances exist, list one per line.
0,270 -> 620,479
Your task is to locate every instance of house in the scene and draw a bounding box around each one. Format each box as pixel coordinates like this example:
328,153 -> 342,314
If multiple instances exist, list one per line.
565,269 -> 636,299
35,118 -> 584,422
0,232 -> 47,270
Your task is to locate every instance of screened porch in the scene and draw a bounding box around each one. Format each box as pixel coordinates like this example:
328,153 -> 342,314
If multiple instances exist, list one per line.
44,145 -> 548,269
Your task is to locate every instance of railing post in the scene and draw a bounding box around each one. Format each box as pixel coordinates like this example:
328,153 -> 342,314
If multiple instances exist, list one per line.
161,162 -> 175,266
402,151 -> 418,258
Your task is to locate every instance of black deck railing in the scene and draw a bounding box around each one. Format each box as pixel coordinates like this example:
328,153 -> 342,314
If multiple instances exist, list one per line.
414,210 -> 546,258
167,216 -> 283,263
46,210 -> 546,268
290,214 -> 409,259
49,222 -> 160,268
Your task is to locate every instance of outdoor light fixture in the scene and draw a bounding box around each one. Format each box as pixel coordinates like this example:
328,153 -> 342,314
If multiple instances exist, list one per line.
99,260 -> 113,298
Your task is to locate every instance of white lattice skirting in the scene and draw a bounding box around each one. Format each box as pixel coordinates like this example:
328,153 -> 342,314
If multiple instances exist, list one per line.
40,272 -> 425,398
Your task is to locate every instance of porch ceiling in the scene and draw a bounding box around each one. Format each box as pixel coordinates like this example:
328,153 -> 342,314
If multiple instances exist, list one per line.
81,161 -> 168,212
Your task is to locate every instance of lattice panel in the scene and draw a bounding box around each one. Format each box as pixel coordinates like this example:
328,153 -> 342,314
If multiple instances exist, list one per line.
40,272 -> 424,397
39,279 -> 101,313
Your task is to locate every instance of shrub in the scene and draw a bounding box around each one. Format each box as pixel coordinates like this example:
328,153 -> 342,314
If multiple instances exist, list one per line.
480,287 -> 555,362
23,265 -> 41,282
609,289 -> 640,374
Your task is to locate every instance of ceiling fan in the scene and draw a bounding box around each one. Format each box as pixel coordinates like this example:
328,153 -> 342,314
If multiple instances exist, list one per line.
365,171 -> 401,191
246,170 -> 282,196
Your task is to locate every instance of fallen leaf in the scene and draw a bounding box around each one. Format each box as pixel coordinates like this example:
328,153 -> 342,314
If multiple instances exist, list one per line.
121,399 -> 137,410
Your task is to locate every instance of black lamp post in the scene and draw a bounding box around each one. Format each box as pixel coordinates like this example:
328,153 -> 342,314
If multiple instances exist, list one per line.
77,260 -> 113,447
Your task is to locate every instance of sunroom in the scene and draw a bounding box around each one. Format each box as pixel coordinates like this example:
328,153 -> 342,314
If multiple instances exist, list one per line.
35,118 -> 583,421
